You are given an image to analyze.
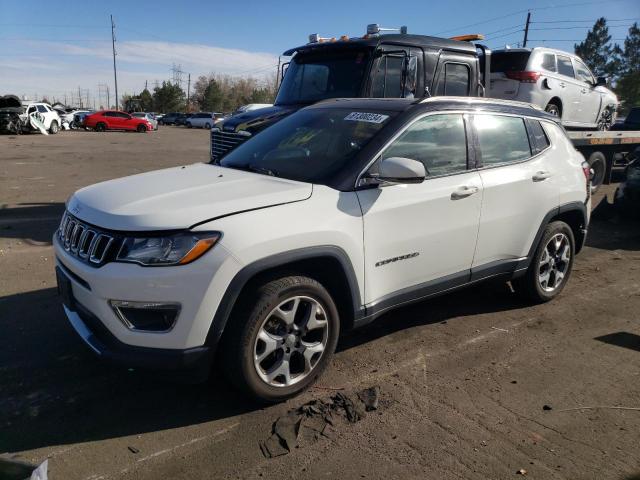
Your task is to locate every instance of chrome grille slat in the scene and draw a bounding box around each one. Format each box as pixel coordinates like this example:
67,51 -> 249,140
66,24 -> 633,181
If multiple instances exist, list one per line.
57,213 -> 117,266
211,130 -> 251,160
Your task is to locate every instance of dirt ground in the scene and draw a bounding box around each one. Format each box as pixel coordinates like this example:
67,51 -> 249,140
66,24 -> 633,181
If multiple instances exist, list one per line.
1,128 -> 639,480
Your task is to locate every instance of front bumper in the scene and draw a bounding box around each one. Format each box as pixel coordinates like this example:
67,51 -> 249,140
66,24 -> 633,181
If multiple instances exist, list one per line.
61,296 -> 212,371
53,232 -> 242,354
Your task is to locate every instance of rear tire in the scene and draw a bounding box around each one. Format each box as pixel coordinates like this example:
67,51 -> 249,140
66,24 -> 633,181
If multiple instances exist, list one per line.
49,121 -> 59,134
545,102 -> 561,118
186,122 -> 192,128
222,275 -> 339,403
513,221 -> 575,303
95,122 -> 106,132
136,123 -> 147,133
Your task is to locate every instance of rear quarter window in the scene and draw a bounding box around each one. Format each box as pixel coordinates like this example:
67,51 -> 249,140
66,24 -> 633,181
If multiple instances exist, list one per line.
526,119 -> 551,154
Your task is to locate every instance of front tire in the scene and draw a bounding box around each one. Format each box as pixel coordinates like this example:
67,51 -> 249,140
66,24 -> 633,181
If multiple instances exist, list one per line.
95,122 -> 106,132
136,123 -> 147,133
222,276 -> 340,403
513,221 -> 575,303
587,151 -> 607,193
49,120 -> 59,134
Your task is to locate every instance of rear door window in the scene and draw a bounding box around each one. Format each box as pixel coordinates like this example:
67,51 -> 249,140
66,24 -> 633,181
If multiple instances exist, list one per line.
37,105 -> 48,113
474,114 -> 532,166
557,56 -> 575,78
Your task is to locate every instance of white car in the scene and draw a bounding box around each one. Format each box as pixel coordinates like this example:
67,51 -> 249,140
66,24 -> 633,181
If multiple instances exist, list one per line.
21,101 -> 62,134
54,97 -> 591,401
489,47 -> 619,130
185,112 -> 216,129
132,112 -> 158,130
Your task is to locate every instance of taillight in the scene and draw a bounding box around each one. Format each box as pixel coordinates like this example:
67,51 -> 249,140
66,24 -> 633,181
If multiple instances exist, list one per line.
504,71 -> 541,83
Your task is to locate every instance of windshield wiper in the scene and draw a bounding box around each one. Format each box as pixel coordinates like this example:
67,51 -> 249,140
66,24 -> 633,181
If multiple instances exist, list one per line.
247,164 -> 278,177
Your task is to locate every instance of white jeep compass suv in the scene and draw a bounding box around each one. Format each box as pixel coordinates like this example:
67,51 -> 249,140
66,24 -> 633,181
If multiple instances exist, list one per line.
54,97 -> 591,402
489,47 -> 618,130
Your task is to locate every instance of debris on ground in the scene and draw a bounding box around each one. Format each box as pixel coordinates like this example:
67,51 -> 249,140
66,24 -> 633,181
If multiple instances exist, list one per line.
260,386 -> 381,458
127,446 -> 140,454
516,468 -> 528,475
543,404 -> 553,411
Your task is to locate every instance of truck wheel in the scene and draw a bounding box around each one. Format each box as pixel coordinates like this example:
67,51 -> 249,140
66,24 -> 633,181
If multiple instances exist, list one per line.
545,102 -> 561,118
222,276 -> 340,403
587,151 -> 606,193
186,122 -> 192,128
95,122 -> 106,132
205,122 -> 211,129
49,121 -> 59,134
136,124 -> 147,133
513,221 -> 575,304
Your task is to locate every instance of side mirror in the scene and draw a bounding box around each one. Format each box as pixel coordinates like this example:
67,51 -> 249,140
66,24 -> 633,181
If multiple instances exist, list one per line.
378,157 -> 426,184
596,76 -> 607,87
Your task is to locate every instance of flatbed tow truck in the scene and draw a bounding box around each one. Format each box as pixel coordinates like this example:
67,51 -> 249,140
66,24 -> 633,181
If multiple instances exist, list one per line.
210,24 -> 640,192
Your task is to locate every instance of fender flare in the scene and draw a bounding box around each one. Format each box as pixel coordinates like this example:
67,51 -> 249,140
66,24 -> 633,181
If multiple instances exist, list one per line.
516,201 -> 588,272
204,246 -> 362,349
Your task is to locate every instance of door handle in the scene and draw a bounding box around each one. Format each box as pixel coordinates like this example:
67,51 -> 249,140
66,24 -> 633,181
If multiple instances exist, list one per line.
559,82 -> 566,88
581,88 -> 587,94
451,185 -> 479,200
532,171 -> 552,182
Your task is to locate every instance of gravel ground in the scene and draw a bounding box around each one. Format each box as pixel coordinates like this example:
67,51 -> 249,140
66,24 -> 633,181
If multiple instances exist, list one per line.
1,128 -> 639,480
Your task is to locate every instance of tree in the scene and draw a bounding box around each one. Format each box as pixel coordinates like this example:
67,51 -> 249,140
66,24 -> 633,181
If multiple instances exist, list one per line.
202,78 -> 224,111
616,23 -> 640,112
139,88 -> 154,111
152,81 -> 185,113
574,18 -> 620,78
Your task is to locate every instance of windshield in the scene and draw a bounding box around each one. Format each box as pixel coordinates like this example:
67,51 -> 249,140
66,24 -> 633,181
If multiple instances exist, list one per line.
219,107 -> 396,184
275,49 -> 371,105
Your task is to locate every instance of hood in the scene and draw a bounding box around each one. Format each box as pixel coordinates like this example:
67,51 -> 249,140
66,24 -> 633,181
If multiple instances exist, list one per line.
0,95 -> 23,111
219,104 -> 300,134
68,163 -> 312,231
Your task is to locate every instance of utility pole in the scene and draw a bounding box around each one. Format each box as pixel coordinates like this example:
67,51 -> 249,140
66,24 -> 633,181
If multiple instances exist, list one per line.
111,14 -> 119,109
523,11 -> 531,48
276,56 -> 282,90
187,73 -> 191,110
78,86 -> 82,108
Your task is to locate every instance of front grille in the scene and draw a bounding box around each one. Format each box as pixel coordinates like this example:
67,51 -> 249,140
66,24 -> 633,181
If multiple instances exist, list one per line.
57,212 -> 119,266
210,128 -> 251,161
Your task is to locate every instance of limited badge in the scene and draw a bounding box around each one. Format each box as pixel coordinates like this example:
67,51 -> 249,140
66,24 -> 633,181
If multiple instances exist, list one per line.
344,112 -> 389,124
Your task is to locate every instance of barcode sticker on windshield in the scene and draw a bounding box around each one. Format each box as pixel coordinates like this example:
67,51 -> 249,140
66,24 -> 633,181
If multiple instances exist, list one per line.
344,112 -> 389,124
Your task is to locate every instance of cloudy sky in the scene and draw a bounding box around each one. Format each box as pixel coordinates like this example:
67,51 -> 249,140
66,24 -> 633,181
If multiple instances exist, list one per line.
1,0 -> 638,106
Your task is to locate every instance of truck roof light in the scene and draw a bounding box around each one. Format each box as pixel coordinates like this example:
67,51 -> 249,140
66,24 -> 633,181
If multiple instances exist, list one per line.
449,34 -> 485,41
307,33 -> 337,44
367,24 -> 408,35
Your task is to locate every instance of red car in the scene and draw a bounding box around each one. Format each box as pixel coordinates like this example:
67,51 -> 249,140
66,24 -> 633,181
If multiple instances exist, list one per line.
83,110 -> 154,133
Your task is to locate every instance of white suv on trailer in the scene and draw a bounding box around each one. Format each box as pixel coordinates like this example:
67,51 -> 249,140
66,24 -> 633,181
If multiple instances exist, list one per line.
54,97 -> 591,402
489,47 -> 618,130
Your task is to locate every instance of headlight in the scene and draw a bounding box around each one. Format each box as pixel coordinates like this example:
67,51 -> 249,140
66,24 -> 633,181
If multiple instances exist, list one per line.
117,232 -> 220,266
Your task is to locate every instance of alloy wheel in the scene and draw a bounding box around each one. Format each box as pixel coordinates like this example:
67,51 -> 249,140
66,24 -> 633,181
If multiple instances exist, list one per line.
253,296 -> 329,387
538,233 -> 571,292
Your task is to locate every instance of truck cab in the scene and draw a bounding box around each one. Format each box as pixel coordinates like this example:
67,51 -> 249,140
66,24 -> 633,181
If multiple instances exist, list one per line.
211,25 -> 490,162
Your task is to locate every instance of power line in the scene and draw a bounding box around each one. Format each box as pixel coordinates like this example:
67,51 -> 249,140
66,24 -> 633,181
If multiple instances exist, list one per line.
530,24 -> 635,30
531,17 -> 640,23
435,0 -> 631,35
527,37 -> 628,41
485,28 -> 525,41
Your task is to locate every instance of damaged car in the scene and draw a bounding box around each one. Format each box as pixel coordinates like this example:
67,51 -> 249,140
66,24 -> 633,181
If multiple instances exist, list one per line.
0,95 -> 62,134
